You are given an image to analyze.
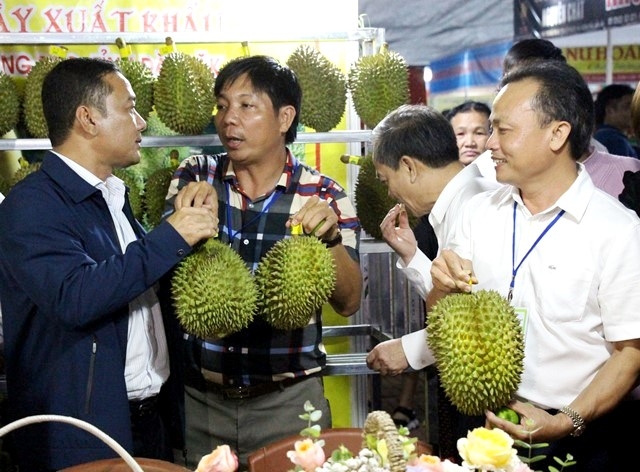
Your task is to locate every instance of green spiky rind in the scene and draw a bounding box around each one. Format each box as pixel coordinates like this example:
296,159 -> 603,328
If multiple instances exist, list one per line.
0,72 -> 21,137
112,168 -> 144,221
142,165 -> 176,230
172,238 -> 257,338
23,56 -> 63,138
347,49 -> 409,129
127,109 -> 190,183
255,236 -> 336,330
9,161 -> 41,190
286,45 -> 347,132
115,59 -> 155,120
426,290 -> 525,415
0,174 -> 9,196
154,52 -> 215,135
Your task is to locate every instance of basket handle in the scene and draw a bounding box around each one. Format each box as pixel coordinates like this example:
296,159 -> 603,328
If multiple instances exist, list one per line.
0,414 -> 144,472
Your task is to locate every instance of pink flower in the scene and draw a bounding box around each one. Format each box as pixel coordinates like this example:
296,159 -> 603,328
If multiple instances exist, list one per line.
286,438 -> 326,472
195,445 -> 239,472
406,454 -> 467,472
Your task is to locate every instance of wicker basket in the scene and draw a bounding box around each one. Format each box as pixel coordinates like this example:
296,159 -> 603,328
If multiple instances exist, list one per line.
0,414 -> 188,472
361,410 -> 407,472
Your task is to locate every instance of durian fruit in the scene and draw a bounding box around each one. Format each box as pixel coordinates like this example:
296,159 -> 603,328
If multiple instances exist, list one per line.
112,167 -> 144,221
154,52 -> 215,135
426,290 -> 525,415
353,155 -> 415,240
115,58 -> 155,120
347,44 -> 409,129
7,157 -> 41,192
172,238 -> 257,339
0,71 -> 20,137
286,45 -> 347,132
129,109 -> 188,183
255,236 -> 336,330
142,164 -> 176,230
23,56 -> 64,138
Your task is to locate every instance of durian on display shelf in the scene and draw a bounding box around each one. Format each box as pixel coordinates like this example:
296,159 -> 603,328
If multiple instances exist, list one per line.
153,39 -> 216,135
286,45 -> 347,132
172,238 -> 258,339
5,157 -> 41,193
23,55 -> 64,139
0,71 -> 21,137
115,56 -> 155,121
254,235 -> 336,330
142,162 -> 177,231
112,167 -> 144,222
426,289 -> 525,416
347,43 -> 409,129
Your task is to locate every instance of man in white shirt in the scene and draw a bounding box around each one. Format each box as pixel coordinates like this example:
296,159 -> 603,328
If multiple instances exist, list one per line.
430,60 -> 640,472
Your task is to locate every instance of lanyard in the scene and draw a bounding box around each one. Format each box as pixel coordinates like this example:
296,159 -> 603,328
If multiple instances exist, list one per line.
225,182 -> 284,245
509,201 -> 565,302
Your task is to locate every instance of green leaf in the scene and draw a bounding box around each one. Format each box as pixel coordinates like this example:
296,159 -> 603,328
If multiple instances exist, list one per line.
309,410 -> 323,422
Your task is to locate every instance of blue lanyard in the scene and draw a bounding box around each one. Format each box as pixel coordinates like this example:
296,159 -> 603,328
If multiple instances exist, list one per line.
509,201 -> 565,302
225,182 -> 283,245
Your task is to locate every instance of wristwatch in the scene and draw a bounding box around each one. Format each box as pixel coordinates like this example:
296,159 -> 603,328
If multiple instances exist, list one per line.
323,230 -> 343,248
559,406 -> 586,437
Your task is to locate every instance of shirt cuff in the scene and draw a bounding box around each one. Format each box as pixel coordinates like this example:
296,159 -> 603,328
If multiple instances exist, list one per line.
401,329 -> 435,370
395,249 -> 433,299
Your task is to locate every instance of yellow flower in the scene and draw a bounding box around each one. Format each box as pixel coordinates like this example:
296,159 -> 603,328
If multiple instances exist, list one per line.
457,427 -> 517,471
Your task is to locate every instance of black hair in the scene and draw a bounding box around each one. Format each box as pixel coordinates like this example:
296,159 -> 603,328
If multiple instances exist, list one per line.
503,39 -> 566,75
594,83 -> 635,126
42,57 -> 118,147
213,55 -> 301,144
500,61 -> 593,161
445,101 -> 491,121
372,104 -> 459,169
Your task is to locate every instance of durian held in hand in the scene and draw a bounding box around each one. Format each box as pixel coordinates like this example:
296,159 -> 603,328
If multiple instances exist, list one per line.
255,230 -> 337,330
426,289 -> 525,415
172,238 -> 258,339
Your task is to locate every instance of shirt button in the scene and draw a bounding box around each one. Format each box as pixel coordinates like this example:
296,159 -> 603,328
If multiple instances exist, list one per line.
248,203 -> 254,209
243,239 -> 249,245
177,249 -> 186,257
228,346 -> 234,352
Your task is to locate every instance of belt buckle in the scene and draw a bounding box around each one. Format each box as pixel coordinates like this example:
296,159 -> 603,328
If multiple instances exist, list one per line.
224,385 -> 252,400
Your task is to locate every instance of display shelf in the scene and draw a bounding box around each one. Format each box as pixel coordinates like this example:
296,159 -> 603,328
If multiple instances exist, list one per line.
0,130 -> 372,151
0,29 -> 384,45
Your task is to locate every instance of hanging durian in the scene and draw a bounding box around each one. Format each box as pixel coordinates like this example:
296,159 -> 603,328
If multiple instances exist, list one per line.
347,43 -> 409,129
0,71 -> 21,137
353,154 -> 417,240
113,167 -> 144,221
286,45 -> 347,132
426,290 -> 525,415
154,51 -> 215,135
172,238 -> 257,339
7,157 -> 41,192
142,163 -> 176,230
115,57 -> 155,121
255,236 -> 336,330
23,56 -> 64,138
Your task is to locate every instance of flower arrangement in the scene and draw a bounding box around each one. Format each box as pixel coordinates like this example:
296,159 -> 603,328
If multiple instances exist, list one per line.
285,403 -> 576,472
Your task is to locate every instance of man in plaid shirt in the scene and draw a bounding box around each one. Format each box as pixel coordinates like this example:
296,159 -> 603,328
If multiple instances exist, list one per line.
165,55 -> 362,470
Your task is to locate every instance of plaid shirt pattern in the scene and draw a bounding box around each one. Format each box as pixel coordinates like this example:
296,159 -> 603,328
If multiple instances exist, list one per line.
167,151 -> 361,386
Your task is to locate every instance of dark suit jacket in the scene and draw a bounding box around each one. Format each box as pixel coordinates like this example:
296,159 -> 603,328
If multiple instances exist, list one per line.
0,152 -> 190,470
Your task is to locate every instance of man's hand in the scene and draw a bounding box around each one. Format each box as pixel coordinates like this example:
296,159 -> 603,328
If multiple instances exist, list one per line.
431,249 -> 476,294
366,338 -> 409,376
287,195 -> 340,242
380,204 -> 417,265
174,181 -> 218,212
166,207 -> 218,247
486,400 -> 573,443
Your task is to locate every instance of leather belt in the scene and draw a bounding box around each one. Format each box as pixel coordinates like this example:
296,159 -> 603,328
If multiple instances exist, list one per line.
129,395 -> 159,417
206,376 -> 313,400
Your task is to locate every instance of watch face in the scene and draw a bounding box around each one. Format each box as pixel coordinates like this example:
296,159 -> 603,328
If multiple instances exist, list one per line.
571,425 -> 585,437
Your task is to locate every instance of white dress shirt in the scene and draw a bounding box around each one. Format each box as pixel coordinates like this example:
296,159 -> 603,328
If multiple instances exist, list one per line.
55,153 -> 169,400
449,165 -> 640,409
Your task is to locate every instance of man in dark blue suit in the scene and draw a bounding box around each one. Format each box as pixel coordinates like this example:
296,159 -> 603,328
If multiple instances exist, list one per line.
0,57 -> 217,471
